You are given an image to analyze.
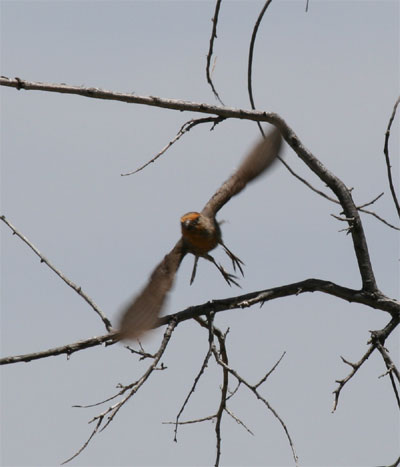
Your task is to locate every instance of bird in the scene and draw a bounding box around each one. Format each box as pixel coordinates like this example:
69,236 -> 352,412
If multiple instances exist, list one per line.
118,127 -> 282,340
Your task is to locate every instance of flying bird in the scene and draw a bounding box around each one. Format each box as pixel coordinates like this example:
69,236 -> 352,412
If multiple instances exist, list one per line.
118,127 -> 282,340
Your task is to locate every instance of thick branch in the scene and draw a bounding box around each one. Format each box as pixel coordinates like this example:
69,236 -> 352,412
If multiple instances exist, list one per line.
2,278 -> 398,365
275,126 -> 378,292
161,278 -> 399,327
0,334 -> 116,365
0,76 -> 279,124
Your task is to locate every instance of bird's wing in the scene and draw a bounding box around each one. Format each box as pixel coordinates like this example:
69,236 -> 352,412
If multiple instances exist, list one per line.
118,238 -> 187,340
201,127 -> 282,218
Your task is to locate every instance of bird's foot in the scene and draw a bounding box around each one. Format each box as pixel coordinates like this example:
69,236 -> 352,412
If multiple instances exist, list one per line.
222,244 -> 245,276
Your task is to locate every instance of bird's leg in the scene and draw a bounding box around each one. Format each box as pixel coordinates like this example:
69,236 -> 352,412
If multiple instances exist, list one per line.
220,241 -> 245,276
190,256 -> 199,285
204,254 -> 241,288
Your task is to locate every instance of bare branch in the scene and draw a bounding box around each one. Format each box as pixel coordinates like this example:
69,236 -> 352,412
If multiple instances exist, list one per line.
278,155 -> 341,204
206,0 -> 224,104
332,346 -> 375,412
165,414 -> 216,426
331,214 -> 355,222
371,334 -> 400,409
61,416 -> 103,465
374,341 -> 400,384
172,340 -> 213,442
213,325 -> 229,466
224,407 -> 254,435
356,192 -> 400,230
0,76 -> 280,124
376,454 -> 400,467
126,342 -> 156,360
278,126 -> 379,292
357,192 -> 384,209
211,346 -> 299,466
0,334 -> 117,365
247,0 -> 274,128
277,164 -> 399,231
193,317 -> 294,466
333,317 -> 400,412
121,116 -> 224,176
160,279 -> 400,327
63,320 -> 176,464
383,96 -> 400,218
358,207 -> 400,231
254,351 -> 286,389
3,279 -> 398,366
192,315 -> 229,466
1,215 -> 113,331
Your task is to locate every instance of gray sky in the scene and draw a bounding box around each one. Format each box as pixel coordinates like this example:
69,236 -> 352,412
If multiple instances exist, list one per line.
1,1 -> 399,466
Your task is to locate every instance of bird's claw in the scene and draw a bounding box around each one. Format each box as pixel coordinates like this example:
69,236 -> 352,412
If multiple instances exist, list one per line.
222,244 -> 245,277
217,264 -> 241,288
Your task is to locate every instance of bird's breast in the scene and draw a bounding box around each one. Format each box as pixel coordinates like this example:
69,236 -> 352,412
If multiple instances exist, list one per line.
181,214 -> 220,255
182,229 -> 219,254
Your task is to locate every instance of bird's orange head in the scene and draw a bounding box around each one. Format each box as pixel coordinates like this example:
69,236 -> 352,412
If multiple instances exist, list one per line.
180,212 -> 219,254
180,212 -> 201,231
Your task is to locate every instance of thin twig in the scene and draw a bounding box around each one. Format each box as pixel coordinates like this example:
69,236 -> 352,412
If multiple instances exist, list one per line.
278,155 -> 341,204
126,344 -> 156,360
383,96 -> 400,218
255,351 -> 286,389
332,346 -> 375,412
206,0 -> 224,105
358,207 -> 400,231
61,417 -> 103,465
62,319 -> 176,464
374,341 -> 400,384
357,192 -> 384,209
173,341 -> 213,442
333,318 -> 400,412
194,315 -> 229,466
121,116 -> 224,176
166,415 -> 216,425
194,317 -> 293,466
213,327 -> 229,466
1,215 -> 113,331
212,347 -> 299,466
247,0 -> 273,135
225,407 -> 254,435
331,214 -> 355,222
372,337 -> 400,409
376,454 -> 400,467
278,166 -> 399,230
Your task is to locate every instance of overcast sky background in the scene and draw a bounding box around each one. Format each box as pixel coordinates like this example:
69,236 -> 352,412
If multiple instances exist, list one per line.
1,1 -> 399,466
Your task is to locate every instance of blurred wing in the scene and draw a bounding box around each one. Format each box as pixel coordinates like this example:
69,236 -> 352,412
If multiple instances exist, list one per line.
118,239 -> 186,340
201,127 -> 282,218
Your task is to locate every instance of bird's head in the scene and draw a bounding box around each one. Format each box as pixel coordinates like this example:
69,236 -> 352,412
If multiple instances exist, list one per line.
180,212 -> 201,232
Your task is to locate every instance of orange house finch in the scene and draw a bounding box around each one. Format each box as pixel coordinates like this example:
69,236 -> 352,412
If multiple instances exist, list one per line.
119,127 -> 282,340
